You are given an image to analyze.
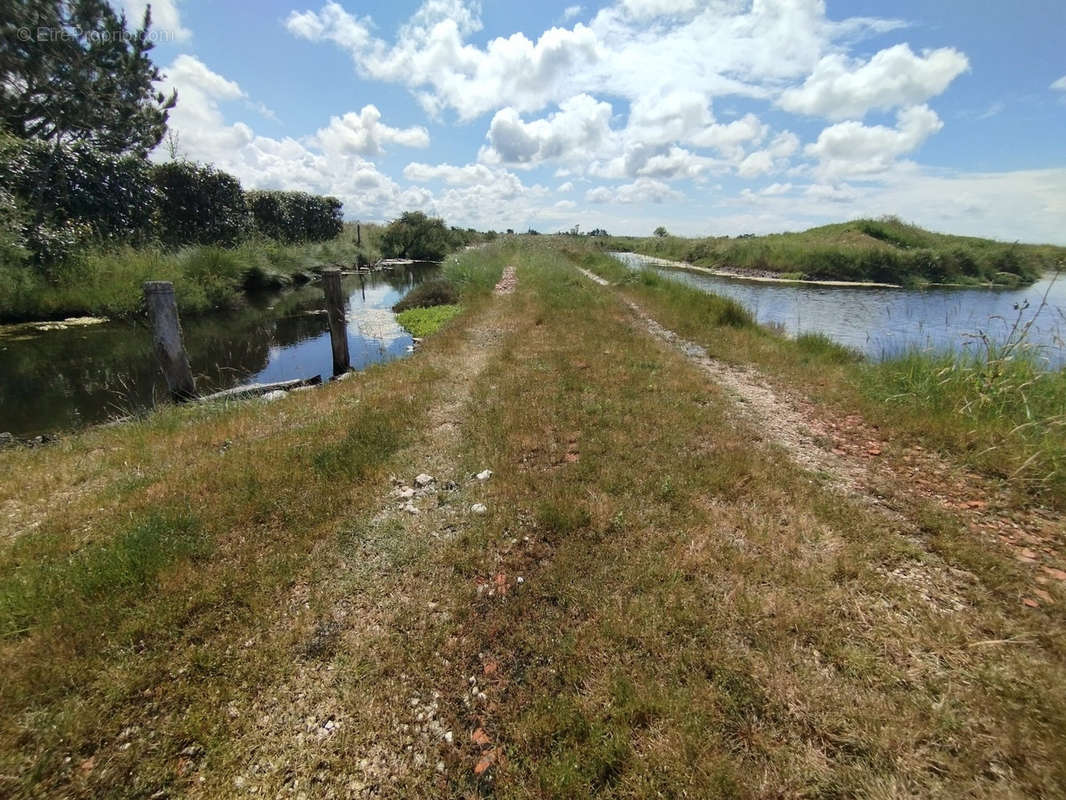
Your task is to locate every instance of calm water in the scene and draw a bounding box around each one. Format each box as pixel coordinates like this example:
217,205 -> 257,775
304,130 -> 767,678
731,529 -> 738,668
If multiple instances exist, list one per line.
613,253 -> 1066,366
0,264 -> 439,436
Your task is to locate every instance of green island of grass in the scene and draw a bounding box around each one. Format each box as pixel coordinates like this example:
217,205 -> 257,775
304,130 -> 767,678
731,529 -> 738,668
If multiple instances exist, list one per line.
395,303 -> 462,337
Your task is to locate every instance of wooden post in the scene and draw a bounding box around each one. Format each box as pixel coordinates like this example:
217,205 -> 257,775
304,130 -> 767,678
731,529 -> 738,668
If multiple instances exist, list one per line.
356,223 -> 361,246
143,281 -> 196,401
322,268 -> 350,376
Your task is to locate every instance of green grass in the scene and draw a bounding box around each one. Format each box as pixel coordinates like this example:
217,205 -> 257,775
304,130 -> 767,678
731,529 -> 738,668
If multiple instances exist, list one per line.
595,216 -> 1066,286
395,304 -> 462,337
0,223 -> 384,323
0,512 -> 205,637
1,239 -> 1064,797
861,348 -> 1066,500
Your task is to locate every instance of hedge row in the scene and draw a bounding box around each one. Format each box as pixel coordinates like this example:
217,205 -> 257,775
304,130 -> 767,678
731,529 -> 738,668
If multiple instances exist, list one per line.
0,135 -> 343,266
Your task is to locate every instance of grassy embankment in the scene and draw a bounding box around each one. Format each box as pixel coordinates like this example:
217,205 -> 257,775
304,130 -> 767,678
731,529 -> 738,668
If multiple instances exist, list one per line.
0,222 -> 384,324
579,243 -> 1066,507
1,240 -> 1064,797
597,217 -> 1066,287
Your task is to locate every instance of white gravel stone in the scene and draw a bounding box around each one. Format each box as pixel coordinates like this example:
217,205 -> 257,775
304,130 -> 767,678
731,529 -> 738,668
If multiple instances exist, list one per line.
414,473 -> 435,488
476,469 -> 493,481
471,503 -> 488,515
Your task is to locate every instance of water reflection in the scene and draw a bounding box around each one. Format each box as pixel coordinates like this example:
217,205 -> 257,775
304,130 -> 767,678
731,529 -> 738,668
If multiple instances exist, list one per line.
613,253 -> 1066,366
0,264 -> 439,435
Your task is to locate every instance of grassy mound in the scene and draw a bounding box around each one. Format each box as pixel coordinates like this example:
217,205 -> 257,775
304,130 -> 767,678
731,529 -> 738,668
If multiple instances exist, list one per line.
597,217 -> 1066,286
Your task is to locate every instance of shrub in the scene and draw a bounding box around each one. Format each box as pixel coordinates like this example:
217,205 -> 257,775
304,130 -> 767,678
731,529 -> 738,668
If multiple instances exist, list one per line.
247,190 -> 343,243
380,211 -> 451,261
392,279 -> 459,311
152,161 -> 248,248
0,134 -> 158,262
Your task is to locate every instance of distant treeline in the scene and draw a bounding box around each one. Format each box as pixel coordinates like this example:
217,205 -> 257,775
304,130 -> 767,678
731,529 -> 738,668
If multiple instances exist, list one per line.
0,134 -> 343,268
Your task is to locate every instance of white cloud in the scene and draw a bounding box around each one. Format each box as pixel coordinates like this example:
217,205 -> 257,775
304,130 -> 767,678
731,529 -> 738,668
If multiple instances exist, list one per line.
686,114 -> 767,158
288,1 -> 599,120
403,162 -> 498,185
562,5 -> 583,21
779,44 -> 969,120
735,131 -> 800,177
760,182 -> 792,196
586,178 -> 683,204
625,89 -> 713,146
557,181 -> 575,192
481,94 -> 613,165
805,105 -> 943,180
1052,75 -> 1066,91
118,0 -> 191,41
737,151 -> 775,178
286,0 -> 902,121
636,146 -> 718,180
619,0 -> 697,20
314,106 -> 430,156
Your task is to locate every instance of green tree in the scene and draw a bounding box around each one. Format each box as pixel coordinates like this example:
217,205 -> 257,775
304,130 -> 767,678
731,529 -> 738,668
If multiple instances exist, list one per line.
380,211 -> 451,261
0,1 -> 176,156
654,226 -> 668,237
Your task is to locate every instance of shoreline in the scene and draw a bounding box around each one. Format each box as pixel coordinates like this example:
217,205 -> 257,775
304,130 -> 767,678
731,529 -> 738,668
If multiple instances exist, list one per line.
615,252 -> 1025,290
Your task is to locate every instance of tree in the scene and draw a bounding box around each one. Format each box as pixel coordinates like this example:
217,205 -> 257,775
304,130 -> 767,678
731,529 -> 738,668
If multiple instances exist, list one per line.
0,1 -> 176,156
380,211 -> 451,261
654,226 -> 668,237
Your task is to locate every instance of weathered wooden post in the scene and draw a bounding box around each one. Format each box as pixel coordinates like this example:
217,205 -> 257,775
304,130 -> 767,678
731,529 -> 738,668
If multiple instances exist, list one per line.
356,223 -> 361,246
322,268 -> 350,376
143,281 -> 196,401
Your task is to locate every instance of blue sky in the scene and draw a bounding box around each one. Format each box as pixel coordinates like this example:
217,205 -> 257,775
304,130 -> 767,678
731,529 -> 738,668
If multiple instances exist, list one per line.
119,0 -> 1066,242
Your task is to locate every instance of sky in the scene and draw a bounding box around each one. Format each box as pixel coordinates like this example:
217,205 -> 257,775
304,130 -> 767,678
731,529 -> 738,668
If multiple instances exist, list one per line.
117,0 -> 1066,243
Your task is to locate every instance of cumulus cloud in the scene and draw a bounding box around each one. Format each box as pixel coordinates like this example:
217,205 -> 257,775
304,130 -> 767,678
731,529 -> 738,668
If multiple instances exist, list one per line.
1052,76 -> 1066,91
735,131 -> 800,177
760,182 -> 793,196
286,0 -> 901,120
402,162 -> 498,185
779,44 -> 969,119
686,114 -> 767,157
481,94 -> 613,165
288,1 -> 598,120
562,5 -> 583,21
118,0 -> 191,41
314,106 -> 430,156
619,0 -> 698,20
625,89 -> 713,146
586,178 -> 683,204
805,105 -> 943,180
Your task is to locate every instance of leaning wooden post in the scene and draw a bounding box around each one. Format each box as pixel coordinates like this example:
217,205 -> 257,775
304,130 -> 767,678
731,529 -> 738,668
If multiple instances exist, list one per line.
322,268 -> 350,376
143,281 -> 196,401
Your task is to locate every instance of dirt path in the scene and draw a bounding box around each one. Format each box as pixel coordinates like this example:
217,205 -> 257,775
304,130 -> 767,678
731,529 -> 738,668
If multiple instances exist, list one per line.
196,278 -> 521,798
576,266 -> 1065,608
